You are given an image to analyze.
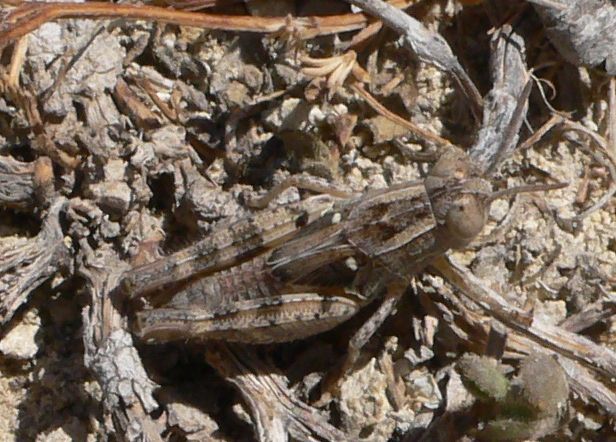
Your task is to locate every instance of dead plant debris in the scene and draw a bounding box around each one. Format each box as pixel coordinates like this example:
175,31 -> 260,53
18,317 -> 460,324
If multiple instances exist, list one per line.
0,0 -> 614,441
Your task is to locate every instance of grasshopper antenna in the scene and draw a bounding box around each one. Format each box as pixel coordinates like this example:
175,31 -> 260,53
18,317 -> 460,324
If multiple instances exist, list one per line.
486,182 -> 567,204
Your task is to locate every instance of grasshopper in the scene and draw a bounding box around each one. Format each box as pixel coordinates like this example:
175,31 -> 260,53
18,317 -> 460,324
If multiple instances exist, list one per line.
121,147 -> 562,369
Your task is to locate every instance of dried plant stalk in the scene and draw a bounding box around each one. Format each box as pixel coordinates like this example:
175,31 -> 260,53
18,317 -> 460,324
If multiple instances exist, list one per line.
0,0 -> 410,46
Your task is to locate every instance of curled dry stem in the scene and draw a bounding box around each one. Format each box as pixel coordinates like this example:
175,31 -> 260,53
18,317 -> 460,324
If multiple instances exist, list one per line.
301,51 -> 359,94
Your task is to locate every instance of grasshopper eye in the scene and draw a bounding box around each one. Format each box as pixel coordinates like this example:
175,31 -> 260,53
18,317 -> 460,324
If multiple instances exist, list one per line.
445,194 -> 486,244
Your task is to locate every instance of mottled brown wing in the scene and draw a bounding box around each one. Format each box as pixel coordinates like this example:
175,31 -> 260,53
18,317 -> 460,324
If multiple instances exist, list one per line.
122,194 -> 339,298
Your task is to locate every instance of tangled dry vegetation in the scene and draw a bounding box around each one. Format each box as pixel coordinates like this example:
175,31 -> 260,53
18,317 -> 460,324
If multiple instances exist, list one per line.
0,0 -> 615,440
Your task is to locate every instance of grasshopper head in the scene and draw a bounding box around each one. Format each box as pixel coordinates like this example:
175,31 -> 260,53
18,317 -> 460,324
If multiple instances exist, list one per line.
425,147 -> 565,249
425,148 -> 492,248
441,179 -> 492,246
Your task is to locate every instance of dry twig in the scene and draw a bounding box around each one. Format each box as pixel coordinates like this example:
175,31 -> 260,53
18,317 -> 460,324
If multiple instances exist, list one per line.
469,25 -> 529,175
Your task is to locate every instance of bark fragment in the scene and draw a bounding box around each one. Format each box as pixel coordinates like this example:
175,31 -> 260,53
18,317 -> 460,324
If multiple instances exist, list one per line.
0,155 -> 36,209
0,198 -> 70,328
533,0 -> 616,74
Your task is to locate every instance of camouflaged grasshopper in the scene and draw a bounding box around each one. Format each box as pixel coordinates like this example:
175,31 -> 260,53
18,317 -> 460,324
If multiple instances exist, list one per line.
121,147 -> 562,364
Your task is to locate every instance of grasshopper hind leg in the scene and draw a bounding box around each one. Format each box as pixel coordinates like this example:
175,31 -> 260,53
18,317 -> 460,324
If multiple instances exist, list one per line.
136,293 -> 362,344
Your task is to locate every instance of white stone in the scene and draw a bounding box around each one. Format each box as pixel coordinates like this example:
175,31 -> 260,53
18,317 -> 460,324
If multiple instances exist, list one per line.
0,311 -> 40,360
533,300 -> 567,325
